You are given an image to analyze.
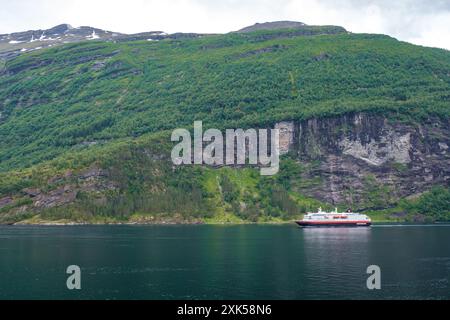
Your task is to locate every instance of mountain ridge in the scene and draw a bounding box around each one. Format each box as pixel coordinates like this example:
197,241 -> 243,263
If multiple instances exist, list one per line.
237,21 -> 332,33
0,21 -> 348,60
0,23 -> 202,60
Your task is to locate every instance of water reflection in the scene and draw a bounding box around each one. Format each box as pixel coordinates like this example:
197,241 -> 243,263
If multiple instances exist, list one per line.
298,228 -> 372,299
302,227 -> 371,242
0,225 -> 449,300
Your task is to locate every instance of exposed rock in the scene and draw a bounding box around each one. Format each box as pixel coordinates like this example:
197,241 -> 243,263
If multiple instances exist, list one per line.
22,188 -> 41,197
80,179 -> 118,193
20,170 -> 117,211
275,113 -> 450,206
439,142 -> 448,152
339,132 -> 411,166
79,167 -> 108,180
275,121 -> 295,155
33,186 -> 77,209
0,196 -> 13,209
47,170 -> 74,185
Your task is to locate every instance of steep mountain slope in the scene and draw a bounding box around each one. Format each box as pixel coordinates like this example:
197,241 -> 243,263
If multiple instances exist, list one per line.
0,23 -> 449,224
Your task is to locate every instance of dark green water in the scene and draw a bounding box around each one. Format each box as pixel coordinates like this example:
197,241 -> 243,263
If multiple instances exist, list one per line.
0,224 -> 449,300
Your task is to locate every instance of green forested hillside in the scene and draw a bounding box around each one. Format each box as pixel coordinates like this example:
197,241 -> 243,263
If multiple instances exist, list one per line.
0,27 -> 449,224
2,29 -> 450,171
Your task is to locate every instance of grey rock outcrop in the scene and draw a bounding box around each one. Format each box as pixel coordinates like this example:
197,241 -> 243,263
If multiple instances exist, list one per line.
0,196 -> 13,209
276,113 -> 450,207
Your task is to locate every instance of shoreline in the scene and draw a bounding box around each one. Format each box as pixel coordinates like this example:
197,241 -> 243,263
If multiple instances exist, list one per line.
4,220 -> 450,227
3,213 -> 448,227
8,221 -> 296,227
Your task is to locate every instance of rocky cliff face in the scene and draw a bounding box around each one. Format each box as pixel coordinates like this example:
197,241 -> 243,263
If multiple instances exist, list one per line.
2,112 -> 449,222
276,113 -> 450,208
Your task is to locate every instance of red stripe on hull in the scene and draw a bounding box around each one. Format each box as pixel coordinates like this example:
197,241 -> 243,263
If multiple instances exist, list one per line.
296,220 -> 372,227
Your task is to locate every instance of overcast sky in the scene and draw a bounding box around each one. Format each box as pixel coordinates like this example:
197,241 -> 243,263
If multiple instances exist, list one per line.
1,0 -> 449,50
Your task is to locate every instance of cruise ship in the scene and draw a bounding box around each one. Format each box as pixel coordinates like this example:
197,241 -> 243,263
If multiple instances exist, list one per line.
296,208 -> 372,227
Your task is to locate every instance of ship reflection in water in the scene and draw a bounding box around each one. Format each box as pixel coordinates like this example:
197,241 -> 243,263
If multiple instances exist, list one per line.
302,225 -> 372,241
299,226 -> 373,299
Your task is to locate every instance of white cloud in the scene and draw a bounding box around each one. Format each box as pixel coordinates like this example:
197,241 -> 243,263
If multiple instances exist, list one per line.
0,0 -> 449,50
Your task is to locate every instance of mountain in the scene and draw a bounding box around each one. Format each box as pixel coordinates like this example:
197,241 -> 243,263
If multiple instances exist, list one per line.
237,21 -> 313,32
0,24 -> 206,61
0,21 -> 347,61
0,22 -> 449,225
0,24 -> 120,60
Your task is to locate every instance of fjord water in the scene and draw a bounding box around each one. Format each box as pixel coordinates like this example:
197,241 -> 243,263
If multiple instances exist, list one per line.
0,225 -> 449,300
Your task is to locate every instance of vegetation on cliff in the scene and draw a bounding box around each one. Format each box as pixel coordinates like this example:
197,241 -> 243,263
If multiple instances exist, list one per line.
0,26 -> 449,224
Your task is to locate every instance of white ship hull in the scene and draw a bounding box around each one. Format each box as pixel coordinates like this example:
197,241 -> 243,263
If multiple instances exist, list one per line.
296,208 -> 372,228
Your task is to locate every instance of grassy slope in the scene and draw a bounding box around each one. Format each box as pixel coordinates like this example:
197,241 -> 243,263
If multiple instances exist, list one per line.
1,28 -> 450,224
